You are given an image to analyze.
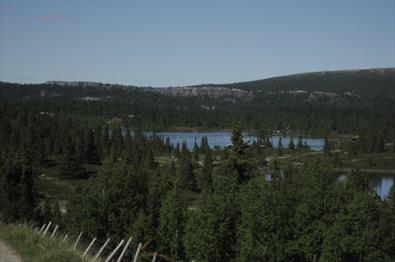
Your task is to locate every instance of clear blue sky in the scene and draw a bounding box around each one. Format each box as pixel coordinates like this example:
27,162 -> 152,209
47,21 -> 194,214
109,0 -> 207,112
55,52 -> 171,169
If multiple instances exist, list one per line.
1,0 -> 394,86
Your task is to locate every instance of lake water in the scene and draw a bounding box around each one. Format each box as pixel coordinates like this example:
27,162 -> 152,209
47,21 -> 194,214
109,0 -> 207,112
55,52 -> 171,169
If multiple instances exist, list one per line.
122,130 -> 393,200
338,174 -> 394,200
145,131 -> 325,151
371,176 -> 394,200
149,132 -> 392,200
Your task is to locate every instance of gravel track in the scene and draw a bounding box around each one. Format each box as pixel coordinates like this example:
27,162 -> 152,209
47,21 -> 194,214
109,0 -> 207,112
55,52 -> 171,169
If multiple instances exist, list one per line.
0,240 -> 22,262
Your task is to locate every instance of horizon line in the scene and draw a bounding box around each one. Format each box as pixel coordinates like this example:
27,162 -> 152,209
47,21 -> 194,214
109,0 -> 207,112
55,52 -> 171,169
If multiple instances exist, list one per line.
1,66 -> 394,88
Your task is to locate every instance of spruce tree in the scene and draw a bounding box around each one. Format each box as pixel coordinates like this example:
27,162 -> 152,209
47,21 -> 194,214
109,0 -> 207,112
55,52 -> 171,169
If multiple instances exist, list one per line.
222,121 -> 256,182
297,136 -> 304,150
322,192 -> 382,261
85,129 -> 100,164
158,179 -> 186,260
265,136 -> 273,148
277,137 -> 283,156
323,136 -> 331,156
177,143 -> 196,191
289,136 -> 295,150
192,139 -> 199,163
200,136 -> 210,154
184,176 -> 238,262
199,149 -> 213,192
59,144 -> 85,178
0,155 -> 37,222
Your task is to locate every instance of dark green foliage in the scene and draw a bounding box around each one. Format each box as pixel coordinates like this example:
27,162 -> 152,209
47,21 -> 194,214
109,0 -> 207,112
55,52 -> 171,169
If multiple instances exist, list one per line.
184,176 -> 238,262
321,193 -> 383,261
222,121 -> 257,182
158,179 -> 187,261
84,129 -> 101,164
0,224 -> 84,262
146,171 -> 172,246
177,142 -> 196,191
297,136 -> 304,150
289,136 -> 295,150
1,80 -> 395,262
0,155 -> 37,222
379,187 -> 395,259
59,144 -> 86,178
198,149 -> 213,192
264,136 -> 273,148
220,68 -> 395,97
290,160 -> 339,261
39,200 -> 63,228
323,136 -> 331,156
192,139 -> 199,163
231,121 -> 246,156
2,78 -> 395,137
237,176 -> 292,261
278,137 -> 283,155
68,160 -> 148,242
200,136 -> 210,154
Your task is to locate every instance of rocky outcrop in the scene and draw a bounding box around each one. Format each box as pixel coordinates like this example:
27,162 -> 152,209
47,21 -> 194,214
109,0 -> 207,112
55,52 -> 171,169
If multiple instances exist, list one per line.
152,86 -> 254,99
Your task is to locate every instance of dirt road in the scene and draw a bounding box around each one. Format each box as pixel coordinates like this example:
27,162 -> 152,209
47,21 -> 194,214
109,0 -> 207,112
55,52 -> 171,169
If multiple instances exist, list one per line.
334,168 -> 395,174
0,240 -> 22,262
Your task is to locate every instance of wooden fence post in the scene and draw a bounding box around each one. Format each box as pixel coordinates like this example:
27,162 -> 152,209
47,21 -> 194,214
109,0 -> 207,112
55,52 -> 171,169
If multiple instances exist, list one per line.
39,223 -> 46,234
43,221 -> 52,236
152,252 -> 158,262
82,237 -> 96,258
92,238 -> 110,262
116,237 -> 132,262
132,242 -> 143,262
73,232 -> 83,250
104,239 -> 124,262
50,225 -> 59,238
63,234 -> 69,242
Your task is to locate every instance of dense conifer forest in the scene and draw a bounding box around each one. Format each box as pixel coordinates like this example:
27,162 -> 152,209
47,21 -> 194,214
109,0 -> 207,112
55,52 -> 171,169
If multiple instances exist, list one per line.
1,69 -> 395,261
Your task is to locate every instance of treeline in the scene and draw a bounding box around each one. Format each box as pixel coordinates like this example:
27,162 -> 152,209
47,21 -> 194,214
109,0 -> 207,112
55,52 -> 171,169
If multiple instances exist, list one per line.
1,110 -> 395,261
1,82 -> 395,137
219,68 -> 395,96
66,124 -> 395,261
0,106 -> 172,222
1,83 -> 395,261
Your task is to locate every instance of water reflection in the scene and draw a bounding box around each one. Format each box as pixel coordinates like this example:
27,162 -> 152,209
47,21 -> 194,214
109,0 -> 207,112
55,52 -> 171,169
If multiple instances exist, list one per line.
372,176 -> 394,200
338,175 -> 394,200
144,131 -> 324,151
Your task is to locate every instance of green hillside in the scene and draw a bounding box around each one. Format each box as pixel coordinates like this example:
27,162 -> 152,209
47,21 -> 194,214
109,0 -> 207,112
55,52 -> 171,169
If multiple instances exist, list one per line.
0,224 -> 84,262
220,68 -> 395,96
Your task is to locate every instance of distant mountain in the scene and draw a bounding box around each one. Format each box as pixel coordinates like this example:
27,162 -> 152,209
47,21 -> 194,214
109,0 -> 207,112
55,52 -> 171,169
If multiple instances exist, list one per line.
1,68 -> 394,133
147,68 -> 395,101
1,68 -> 394,101
217,68 -> 395,97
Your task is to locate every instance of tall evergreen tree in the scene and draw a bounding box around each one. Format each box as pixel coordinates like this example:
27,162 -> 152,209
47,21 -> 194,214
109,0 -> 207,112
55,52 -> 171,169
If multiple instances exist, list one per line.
289,136 -> 295,150
198,149 -> 213,192
0,155 -> 37,222
85,129 -> 101,164
222,121 -> 256,182
192,139 -> 200,163
68,160 -> 148,242
158,179 -> 187,261
278,137 -> 283,156
322,192 -> 383,261
185,176 -> 238,262
297,136 -> 304,150
323,136 -> 331,156
59,144 -> 85,178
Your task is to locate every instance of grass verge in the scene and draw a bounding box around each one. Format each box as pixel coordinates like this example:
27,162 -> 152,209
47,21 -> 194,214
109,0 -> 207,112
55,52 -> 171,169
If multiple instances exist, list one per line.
0,223 -> 85,262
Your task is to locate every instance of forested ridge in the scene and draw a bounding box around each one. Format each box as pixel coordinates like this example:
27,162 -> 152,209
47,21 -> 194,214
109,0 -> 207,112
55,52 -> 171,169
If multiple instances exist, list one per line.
1,69 -> 395,261
1,67 -> 395,135
218,68 -> 395,96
